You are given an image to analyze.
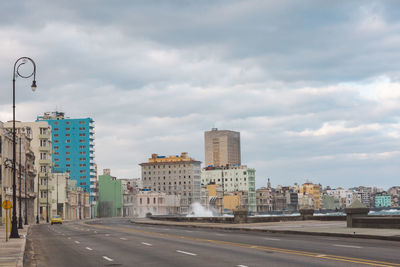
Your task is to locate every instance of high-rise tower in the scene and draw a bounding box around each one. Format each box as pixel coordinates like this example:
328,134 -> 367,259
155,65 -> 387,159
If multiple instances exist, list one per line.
37,112 -> 95,195
204,128 -> 241,167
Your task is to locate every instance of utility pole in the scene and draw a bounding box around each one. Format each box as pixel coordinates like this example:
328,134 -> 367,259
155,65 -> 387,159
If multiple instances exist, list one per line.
56,174 -> 58,215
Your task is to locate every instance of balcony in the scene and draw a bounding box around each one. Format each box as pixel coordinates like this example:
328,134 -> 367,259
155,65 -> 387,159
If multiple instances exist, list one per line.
39,185 -> 54,191
90,184 -> 96,189
38,133 -> 51,139
39,146 -> 51,152
39,159 -> 52,165
90,159 -> 94,164
90,178 -> 97,182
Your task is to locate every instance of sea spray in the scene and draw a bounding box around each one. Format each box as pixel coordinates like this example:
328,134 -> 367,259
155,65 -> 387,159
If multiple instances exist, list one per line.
187,202 -> 214,217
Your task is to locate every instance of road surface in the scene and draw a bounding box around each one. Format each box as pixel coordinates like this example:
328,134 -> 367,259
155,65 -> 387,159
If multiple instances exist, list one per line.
24,218 -> 400,266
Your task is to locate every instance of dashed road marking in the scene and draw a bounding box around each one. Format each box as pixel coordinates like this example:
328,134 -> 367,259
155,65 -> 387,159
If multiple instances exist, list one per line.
68,237 -> 71,239
120,237 -> 127,240
176,250 -> 197,256
264,237 -> 281,241
105,234 -> 110,237
86,247 -> 93,251
141,242 -> 152,246
103,256 -> 114,262
237,265 -> 248,267
75,241 -> 80,244
316,254 -> 327,258
333,244 -> 362,249
215,233 -> 225,236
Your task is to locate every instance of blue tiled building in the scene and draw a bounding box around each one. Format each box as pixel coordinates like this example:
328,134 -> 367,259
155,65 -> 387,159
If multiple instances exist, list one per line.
37,111 -> 96,195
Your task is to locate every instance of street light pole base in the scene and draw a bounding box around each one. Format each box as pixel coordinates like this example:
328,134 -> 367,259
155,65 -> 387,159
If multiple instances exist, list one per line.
10,223 -> 20,239
18,217 -> 23,229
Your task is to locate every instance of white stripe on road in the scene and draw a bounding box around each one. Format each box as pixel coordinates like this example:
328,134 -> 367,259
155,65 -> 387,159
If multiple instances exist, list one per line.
215,233 -> 225,236
333,244 -> 362,249
141,242 -> 152,246
75,241 -> 80,244
264,237 -> 281,241
103,256 -> 114,262
238,265 -> 248,267
176,250 -> 197,256
120,237 -> 128,240
105,234 -> 110,237
86,247 -> 93,251
185,230 -> 193,233
68,237 -> 71,239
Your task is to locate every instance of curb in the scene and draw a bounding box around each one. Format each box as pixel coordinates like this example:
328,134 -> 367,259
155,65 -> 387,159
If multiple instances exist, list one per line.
130,220 -> 400,242
18,225 -> 29,267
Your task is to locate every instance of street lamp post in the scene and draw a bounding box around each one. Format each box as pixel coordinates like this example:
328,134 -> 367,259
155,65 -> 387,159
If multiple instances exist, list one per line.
18,136 -> 23,229
46,172 -> 49,223
10,57 -> 37,239
24,145 -> 28,225
36,170 -> 40,224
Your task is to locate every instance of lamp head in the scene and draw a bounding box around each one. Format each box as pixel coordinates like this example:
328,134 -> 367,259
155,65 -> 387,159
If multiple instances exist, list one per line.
31,80 -> 37,92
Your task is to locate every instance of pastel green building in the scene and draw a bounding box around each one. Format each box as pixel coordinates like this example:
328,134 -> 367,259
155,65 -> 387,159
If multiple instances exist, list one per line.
97,171 -> 123,217
374,194 -> 391,208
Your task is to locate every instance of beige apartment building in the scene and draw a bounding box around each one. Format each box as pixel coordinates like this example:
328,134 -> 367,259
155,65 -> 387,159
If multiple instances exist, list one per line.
140,152 -> 201,214
5,121 -> 54,221
204,128 -> 241,167
1,122 -> 37,225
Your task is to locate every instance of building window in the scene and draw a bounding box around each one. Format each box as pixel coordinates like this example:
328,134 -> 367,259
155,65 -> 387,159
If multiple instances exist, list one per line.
66,164 -> 70,167
54,128 -> 59,131
66,158 -> 70,161
54,146 -> 59,150
54,134 -> 59,137
66,146 -> 70,149
66,121 -> 70,125
66,140 -> 70,143
66,134 -> 70,137
54,140 -> 59,143
79,121 -> 85,124
66,128 -> 70,131
66,152 -> 70,155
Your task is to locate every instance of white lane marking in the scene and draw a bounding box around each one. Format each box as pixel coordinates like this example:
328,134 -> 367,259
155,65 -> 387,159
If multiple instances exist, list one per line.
103,256 -> 114,262
238,265 -> 248,267
264,237 -> 281,241
105,234 -> 110,237
215,233 -> 225,236
94,231 -> 98,234
86,247 -> 93,251
68,237 -> 71,239
141,242 -> 152,246
75,241 -> 80,244
120,237 -> 127,240
333,244 -> 362,249
316,254 -> 326,257
176,250 -> 197,256
185,230 -> 193,233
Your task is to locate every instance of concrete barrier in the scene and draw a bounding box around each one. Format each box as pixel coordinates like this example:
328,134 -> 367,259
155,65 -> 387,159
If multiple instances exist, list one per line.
352,217 -> 400,229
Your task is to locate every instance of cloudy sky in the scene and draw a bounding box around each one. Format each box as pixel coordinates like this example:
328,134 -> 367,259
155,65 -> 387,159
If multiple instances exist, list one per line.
0,1 -> 399,189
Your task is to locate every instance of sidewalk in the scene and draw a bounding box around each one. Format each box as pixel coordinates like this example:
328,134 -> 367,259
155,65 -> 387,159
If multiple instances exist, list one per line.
131,218 -> 400,241
0,224 -> 29,267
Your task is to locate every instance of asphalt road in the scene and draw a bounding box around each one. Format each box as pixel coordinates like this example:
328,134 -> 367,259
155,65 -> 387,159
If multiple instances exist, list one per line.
25,218 -> 400,267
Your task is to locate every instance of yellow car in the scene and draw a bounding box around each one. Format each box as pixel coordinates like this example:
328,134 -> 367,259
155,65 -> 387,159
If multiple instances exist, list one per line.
51,215 -> 63,225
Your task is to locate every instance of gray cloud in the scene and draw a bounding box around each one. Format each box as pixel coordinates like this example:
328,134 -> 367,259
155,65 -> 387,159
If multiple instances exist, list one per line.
1,0 -> 400,189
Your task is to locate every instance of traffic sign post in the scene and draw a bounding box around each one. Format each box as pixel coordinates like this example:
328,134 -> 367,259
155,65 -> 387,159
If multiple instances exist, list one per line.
2,200 -> 12,242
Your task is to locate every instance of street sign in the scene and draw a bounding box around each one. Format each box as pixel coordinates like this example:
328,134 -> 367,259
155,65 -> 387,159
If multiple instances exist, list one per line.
2,200 -> 12,210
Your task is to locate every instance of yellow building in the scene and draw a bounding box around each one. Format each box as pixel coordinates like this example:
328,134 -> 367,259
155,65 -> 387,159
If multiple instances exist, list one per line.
206,184 -> 217,197
299,182 -> 321,209
223,195 -> 240,212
